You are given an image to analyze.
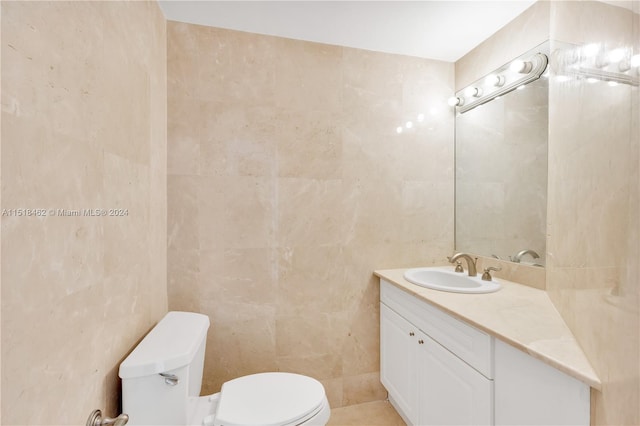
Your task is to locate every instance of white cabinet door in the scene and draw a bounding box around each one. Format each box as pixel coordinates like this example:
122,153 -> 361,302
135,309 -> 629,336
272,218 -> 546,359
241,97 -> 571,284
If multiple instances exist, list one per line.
417,332 -> 493,426
382,302 -> 493,426
494,339 -> 589,426
380,303 -> 417,424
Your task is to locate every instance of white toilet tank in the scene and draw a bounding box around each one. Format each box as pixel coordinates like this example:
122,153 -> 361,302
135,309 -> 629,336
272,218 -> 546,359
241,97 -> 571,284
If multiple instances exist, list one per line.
119,311 -> 210,426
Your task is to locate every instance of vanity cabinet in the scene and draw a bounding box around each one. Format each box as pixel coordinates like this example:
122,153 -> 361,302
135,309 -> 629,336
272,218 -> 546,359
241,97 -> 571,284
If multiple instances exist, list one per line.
379,279 -> 590,426
380,283 -> 493,426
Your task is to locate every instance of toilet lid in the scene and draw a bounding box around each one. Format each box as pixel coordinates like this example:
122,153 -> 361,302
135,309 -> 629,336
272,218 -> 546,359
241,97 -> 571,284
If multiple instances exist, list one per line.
215,372 -> 326,426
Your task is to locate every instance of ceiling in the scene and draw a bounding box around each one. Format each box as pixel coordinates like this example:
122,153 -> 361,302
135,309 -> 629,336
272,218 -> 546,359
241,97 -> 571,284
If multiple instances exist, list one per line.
158,1 -> 540,62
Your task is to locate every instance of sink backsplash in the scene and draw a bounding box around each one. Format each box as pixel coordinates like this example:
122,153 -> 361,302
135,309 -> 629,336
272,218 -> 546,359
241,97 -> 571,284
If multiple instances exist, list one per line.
475,256 -> 546,290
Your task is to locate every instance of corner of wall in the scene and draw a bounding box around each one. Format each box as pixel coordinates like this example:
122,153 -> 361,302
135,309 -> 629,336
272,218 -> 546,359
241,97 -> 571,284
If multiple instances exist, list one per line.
455,1 -> 550,90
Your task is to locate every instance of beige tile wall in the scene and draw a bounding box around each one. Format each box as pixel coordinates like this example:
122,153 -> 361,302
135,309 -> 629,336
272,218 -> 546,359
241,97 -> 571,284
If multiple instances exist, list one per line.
4,1 -> 634,423
0,1 -> 167,424
456,1 -> 639,424
546,2 -> 640,425
455,1 -> 550,91
166,22 -> 454,407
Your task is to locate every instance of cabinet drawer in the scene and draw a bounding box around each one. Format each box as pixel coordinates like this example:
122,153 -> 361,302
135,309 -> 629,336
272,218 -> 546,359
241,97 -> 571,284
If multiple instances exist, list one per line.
381,279 -> 493,378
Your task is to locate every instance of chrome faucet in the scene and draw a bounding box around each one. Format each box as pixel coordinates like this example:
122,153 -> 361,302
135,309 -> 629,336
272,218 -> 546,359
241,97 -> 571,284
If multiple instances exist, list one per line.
447,253 -> 478,276
512,249 -> 540,263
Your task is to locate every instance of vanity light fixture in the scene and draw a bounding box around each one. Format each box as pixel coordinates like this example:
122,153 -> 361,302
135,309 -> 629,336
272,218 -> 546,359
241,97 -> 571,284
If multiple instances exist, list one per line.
555,44 -> 639,86
454,52 -> 548,114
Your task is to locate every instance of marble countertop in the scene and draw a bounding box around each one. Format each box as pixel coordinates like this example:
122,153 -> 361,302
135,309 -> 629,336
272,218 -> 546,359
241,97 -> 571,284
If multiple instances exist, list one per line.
374,268 -> 602,390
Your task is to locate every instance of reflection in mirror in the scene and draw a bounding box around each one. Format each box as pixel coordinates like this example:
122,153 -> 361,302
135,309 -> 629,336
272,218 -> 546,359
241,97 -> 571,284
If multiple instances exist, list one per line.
455,44 -> 548,266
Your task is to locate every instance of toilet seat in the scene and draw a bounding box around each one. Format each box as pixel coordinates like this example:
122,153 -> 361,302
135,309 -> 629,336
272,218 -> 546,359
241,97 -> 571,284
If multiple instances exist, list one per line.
214,372 -> 327,426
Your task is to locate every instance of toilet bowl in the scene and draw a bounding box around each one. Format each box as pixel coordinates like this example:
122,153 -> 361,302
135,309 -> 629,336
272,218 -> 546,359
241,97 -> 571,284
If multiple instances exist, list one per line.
119,312 -> 330,426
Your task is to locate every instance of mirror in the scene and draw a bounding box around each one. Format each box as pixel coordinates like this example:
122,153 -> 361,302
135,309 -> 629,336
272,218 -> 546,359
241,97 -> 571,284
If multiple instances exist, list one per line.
454,46 -> 548,266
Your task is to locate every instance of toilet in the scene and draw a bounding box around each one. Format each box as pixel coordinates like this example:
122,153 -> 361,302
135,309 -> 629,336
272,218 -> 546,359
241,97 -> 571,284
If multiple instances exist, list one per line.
119,311 -> 331,426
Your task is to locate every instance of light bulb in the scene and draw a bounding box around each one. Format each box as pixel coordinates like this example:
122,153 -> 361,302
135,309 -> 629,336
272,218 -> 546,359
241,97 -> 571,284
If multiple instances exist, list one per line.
485,74 -> 505,87
595,54 -> 609,69
396,126 -> 403,134
562,49 -> 579,65
429,107 -> 438,116
405,121 -> 413,129
582,43 -> 600,58
510,60 -> 524,72
448,96 -> 464,107
464,87 -> 482,97
618,60 -> 631,72
509,59 -> 533,74
608,48 -> 626,63
417,113 -> 425,122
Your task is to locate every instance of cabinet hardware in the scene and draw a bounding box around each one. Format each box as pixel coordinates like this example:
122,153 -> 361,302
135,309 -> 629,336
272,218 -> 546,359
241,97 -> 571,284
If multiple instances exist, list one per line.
418,339 -> 424,344
409,332 -> 415,336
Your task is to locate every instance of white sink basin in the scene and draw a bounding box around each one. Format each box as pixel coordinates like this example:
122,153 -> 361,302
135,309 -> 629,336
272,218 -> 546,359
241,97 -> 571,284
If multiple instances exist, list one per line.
403,267 -> 501,294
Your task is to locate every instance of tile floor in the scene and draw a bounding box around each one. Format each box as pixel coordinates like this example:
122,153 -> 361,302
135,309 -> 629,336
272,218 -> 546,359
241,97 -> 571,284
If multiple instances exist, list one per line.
327,400 -> 406,426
